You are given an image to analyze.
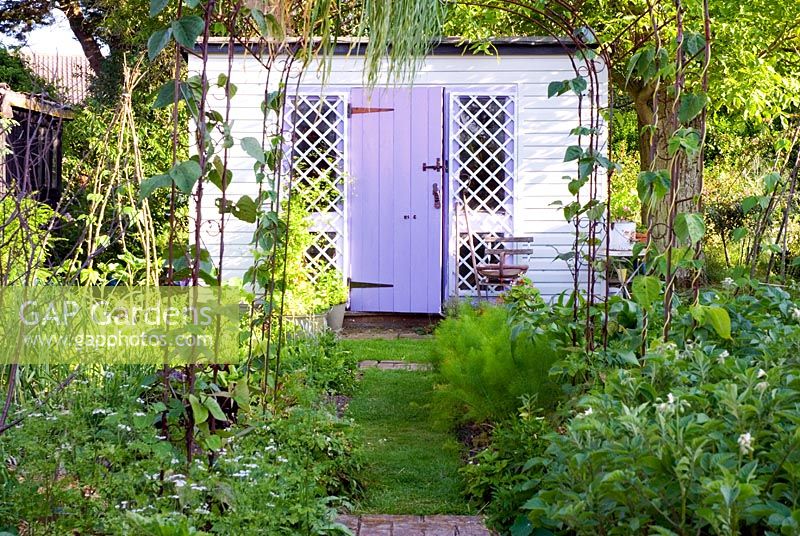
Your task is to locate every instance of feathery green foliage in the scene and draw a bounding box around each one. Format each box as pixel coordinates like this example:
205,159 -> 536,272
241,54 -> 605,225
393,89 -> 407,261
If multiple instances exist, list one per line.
433,304 -> 561,422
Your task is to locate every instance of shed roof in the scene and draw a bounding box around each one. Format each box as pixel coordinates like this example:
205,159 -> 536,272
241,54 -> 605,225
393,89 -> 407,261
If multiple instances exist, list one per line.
0,84 -> 74,120
200,36 -> 585,56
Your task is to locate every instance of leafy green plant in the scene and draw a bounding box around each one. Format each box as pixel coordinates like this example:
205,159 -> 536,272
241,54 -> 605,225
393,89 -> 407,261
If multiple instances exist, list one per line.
460,396 -> 550,531
315,269 -> 349,308
432,303 -> 562,422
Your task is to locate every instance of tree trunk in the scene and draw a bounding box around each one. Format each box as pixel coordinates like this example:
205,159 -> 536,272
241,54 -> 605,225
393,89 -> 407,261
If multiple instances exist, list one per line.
632,84 -> 703,251
59,0 -> 104,75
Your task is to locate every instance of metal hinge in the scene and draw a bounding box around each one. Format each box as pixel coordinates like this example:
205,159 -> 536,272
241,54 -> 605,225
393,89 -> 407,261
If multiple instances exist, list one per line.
347,103 -> 394,117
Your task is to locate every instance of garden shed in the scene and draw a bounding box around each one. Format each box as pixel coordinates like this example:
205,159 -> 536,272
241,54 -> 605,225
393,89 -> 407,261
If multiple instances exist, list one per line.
190,37 -> 607,313
0,84 -> 73,206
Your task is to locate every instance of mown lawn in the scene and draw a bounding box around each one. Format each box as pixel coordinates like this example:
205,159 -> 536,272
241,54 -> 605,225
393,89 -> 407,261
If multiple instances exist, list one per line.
338,337 -> 435,363
345,368 -> 470,515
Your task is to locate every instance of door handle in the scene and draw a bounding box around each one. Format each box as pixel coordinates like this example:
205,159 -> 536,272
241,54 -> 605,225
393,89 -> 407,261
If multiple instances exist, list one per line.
432,183 -> 441,210
422,158 -> 443,172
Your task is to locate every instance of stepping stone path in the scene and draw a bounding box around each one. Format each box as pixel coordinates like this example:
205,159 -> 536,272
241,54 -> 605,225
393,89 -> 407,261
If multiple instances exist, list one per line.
338,514 -> 492,535
358,360 -> 433,371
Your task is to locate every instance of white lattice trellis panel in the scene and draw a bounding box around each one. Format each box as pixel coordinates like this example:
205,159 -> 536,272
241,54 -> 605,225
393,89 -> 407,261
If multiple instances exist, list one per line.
285,94 -> 347,278
449,94 -> 516,294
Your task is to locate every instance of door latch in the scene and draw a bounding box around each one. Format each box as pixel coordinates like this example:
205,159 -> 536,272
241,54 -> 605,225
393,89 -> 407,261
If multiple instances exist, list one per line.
422,157 -> 443,172
432,183 -> 441,209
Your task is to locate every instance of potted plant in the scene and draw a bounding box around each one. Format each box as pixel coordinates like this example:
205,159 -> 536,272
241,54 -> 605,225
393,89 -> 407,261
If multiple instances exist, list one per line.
316,268 -> 349,332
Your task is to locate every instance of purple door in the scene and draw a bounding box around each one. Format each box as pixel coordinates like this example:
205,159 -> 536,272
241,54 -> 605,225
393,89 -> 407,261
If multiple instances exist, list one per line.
349,87 -> 444,314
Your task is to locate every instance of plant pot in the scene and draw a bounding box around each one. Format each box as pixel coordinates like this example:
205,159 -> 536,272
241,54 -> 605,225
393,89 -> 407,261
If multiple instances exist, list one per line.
285,313 -> 328,336
325,303 -> 346,332
608,220 -> 636,251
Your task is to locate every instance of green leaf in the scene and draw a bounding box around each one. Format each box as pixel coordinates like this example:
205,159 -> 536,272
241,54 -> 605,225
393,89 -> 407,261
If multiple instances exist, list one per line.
668,128 -> 701,157
731,227 -> 747,242
618,350 -> 640,366
139,174 -> 172,200
762,171 -> 780,193
631,275 -> 662,309
741,196 -> 760,214
232,382 -> 249,406
147,28 -> 172,61
184,0 -> 201,7
204,434 -> 223,450
169,160 -> 202,193
674,212 -> 706,244
570,76 -> 587,95
564,145 -> 583,162
548,80 -> 568,98
153,80 -> 177,109
241,137 -> 266,164
203,396 -> 228,422
171,15 -> 205,49
682,32 -> 706,57
704,306 -> 732,339
678,93 -> 707,123
189,394 -> 208,424
637,170 -> 671,205
510,516 -> 534,536
568,179 -> 586,195
232,195 -> 257,223
150,0 -> 170,17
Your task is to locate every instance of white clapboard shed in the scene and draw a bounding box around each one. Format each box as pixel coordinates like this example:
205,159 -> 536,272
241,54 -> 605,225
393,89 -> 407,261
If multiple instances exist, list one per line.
188,37 -> 607,313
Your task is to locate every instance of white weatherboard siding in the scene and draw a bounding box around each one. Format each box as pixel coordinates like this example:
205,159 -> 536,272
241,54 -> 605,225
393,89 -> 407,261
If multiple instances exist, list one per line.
188,51 -> 608,301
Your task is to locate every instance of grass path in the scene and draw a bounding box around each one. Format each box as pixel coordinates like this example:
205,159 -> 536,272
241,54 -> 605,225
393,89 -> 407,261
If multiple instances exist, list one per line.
345,366 -> 471,515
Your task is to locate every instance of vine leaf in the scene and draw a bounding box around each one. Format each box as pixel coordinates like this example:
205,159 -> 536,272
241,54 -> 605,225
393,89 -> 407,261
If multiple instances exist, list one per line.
232,195 -> 257,223
149,0 -> 169,17
570,75 -> 587,95
547,80 -> 567,98
564,145 -> 583,162
241,137 -> 266,164
171,15 -> 205,49
188,394 -> 209,424
203,396 -> 228,422
674,212 -> 706,245
678,93 -> 707,123
147,28 -> 172,61
682,32 -> 707,57
139,174 -> 172,200
691,305 -> 731,339
170,160 -> 203,193
631,275 -> 662,309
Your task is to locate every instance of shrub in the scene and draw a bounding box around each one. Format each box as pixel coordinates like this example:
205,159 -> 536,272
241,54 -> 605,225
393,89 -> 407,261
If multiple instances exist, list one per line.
470,281 -> 800,535
432,303 -> 562,422
461,396 -> 550,531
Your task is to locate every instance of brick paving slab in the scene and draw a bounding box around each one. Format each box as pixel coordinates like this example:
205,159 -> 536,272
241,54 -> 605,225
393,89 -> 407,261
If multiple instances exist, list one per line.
358,360 -> 433,371
337,515 -> 492,535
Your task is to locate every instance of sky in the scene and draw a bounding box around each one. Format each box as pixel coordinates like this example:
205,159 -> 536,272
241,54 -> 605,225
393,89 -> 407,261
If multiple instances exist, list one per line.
1,9 -> 86,56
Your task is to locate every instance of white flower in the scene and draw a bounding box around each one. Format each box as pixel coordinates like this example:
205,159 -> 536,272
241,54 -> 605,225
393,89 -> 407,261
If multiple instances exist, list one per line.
792,308 -> 800,322
722,277 -> 735,289
231,470 -> 251,478
738,432 -> 754,455
133,412 -> 146,417
190,484 -> 207,491
194,507 -> 210,515
758,368 -> 767,379
117,424 -> 131,432
667,393 -> 676,405
104,371 -> 114,379
576,407 -> 593,418
92,409 -> 109,415
756,381 -> 769,393
276,456 -> 289,463
719,350 -> 729,359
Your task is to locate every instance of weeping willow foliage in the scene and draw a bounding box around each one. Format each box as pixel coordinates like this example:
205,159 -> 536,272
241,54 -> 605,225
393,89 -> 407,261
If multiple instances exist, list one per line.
355,0 -> 444,85
268,0 -> 444,86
